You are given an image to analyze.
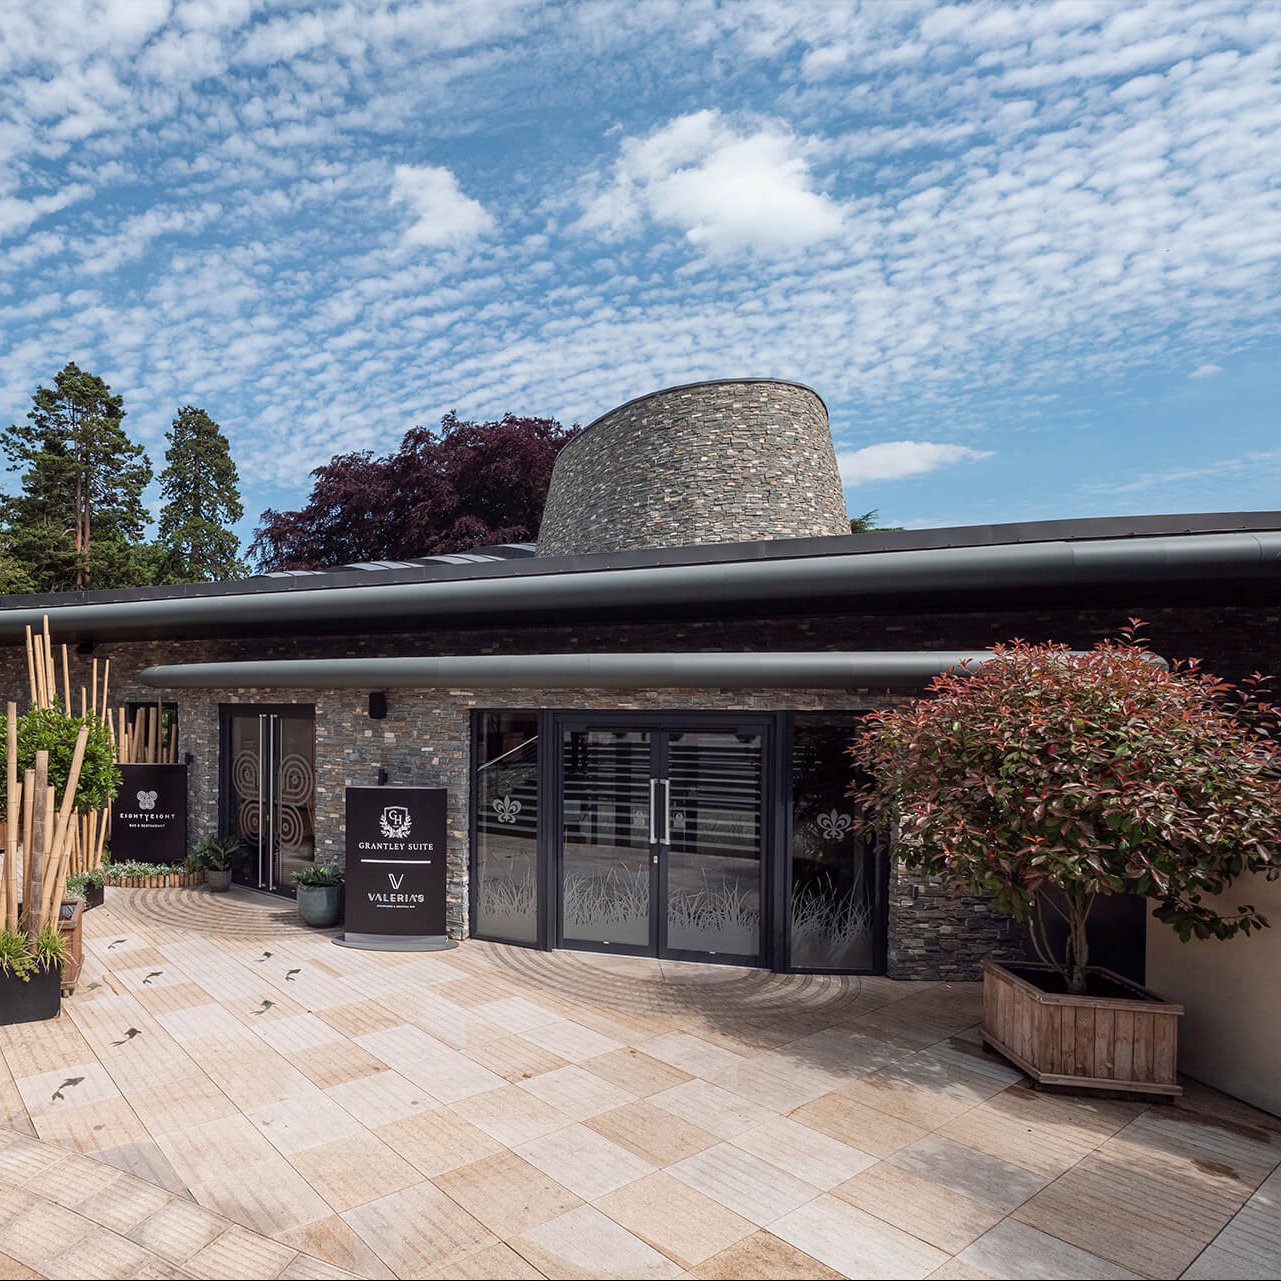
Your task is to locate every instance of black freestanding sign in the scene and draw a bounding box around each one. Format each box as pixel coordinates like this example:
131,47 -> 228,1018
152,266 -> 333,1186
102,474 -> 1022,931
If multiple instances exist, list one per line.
335,786 -> 456,951
111,763 -> 188,864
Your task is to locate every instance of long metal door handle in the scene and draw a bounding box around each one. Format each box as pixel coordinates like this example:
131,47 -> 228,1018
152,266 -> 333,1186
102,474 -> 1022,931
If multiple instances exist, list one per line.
661,778 -> 671,846
257,715 -> 266,888
649,778 -> 658,844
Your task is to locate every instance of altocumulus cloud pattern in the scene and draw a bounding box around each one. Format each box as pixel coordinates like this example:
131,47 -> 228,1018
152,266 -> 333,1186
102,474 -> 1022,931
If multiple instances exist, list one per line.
1,0 -> 1279,532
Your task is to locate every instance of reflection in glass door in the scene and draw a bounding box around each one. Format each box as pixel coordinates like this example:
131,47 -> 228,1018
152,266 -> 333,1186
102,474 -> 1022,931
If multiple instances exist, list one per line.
224,706 -> 316,895
557,721 -> 765,964
560,729 -> 653,950
665,730 -> 763,961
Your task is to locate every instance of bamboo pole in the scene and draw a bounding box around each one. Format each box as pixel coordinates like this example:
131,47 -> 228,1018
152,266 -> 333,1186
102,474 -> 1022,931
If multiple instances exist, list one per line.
40,724 -> 88,927
60,645 -> 71,715
41,617 -> 54,708
91,659 -> 98,718
94,804 -> 109,866
4,703 -> 16,932
100,659 -> 110,724
31,633 -> 45,711
23,627 -> 36,705
25,753 -> 48,948
21,768 -> 34,912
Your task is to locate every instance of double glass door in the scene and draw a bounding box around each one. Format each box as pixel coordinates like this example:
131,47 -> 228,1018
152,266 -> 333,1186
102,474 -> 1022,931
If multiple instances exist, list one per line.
223,706 -> 317,896
559,722 -> 765,963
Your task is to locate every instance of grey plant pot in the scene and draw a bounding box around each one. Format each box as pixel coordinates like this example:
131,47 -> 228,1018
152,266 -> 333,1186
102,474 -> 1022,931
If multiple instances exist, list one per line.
297,882 -> 343,928
206,868 -> 233,892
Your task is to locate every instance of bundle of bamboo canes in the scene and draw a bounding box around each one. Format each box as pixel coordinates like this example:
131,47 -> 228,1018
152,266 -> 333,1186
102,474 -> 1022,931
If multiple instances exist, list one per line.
2,700 -> 89,946
116,702 -> 178,765
22,618 -> 112,876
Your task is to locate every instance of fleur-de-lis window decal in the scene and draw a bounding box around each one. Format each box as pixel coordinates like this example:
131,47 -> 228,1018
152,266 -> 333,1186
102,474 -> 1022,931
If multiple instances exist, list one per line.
817,808 -> 852,841
493,795 -> 522,824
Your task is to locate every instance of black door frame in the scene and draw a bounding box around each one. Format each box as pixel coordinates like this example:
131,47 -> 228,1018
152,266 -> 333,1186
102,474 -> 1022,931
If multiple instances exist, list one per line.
467,707 -> 888,975
552,711 -> 776,968
218,702 -> 316,898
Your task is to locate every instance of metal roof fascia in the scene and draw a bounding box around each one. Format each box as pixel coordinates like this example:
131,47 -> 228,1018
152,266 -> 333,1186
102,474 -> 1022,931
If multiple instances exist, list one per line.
1,531 -> 1276,641
138,650 -> 1000,690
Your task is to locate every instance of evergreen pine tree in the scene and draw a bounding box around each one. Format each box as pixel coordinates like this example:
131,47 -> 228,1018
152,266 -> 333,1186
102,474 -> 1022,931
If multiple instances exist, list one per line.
156,405 -> 246,582
1,362 -> 153,591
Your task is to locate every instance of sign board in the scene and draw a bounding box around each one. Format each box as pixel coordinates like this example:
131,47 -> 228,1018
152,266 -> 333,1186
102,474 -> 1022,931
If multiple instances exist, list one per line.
335,786 -> 456,951
111,763 -> 188,864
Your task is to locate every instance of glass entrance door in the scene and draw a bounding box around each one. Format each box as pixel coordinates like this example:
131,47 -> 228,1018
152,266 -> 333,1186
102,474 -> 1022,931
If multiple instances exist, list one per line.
223,706 -> 316,896
560,728 -> 654,951
558,721 -> 765,964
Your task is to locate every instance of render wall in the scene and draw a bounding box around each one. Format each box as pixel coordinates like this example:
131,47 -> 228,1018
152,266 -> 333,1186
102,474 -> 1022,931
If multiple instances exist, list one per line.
1146,873 -> 1281,1116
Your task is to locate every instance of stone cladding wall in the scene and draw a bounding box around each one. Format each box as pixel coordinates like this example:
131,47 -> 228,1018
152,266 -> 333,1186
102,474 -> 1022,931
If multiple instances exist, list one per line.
535,380 -> 851,556
2,598 -> 1276,977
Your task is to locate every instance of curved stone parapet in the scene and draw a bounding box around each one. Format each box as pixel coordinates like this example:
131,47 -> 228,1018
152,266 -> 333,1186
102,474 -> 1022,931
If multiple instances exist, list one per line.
535,379 -> 850,556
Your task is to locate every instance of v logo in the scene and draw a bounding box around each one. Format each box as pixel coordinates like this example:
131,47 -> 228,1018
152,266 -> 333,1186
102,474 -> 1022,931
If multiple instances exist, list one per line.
388,873 -> 405,890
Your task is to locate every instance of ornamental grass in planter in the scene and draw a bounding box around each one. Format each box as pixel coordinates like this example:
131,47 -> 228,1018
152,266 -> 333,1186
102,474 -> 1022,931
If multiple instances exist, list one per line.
851,623 -> 1281,1098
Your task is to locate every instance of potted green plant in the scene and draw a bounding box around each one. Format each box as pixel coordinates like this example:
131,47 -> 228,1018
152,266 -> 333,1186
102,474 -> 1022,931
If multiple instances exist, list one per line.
66,867 -> 105,910
0,924 -> 65,1024
293,863 -> 344,927
851,625 -> 1281,1097
194,835 -> 245,891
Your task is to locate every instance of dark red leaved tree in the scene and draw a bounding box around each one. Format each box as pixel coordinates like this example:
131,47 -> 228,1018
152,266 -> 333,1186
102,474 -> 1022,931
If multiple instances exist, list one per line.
850,625 -> 1281,994
250,412 -> 577,571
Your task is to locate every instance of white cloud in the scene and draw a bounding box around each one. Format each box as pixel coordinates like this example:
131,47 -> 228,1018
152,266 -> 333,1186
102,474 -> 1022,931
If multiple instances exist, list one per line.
1189,362 -> 1223,379
577,110 -> 844,254
0,184 -> 92,239
390,164 -> 495,248
838,441 -> 995,487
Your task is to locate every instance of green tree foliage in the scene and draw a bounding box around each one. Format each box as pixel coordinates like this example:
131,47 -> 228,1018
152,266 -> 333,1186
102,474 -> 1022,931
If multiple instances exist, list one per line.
850,625 -> 1281,994
0,707 -> 121,819
156,406 -> 246,582
849,509 -> 904,533
1,362 -> 152,591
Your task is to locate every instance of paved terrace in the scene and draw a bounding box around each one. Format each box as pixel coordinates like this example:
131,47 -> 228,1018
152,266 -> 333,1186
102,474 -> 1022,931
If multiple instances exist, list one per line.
0,887 -> 1278,1281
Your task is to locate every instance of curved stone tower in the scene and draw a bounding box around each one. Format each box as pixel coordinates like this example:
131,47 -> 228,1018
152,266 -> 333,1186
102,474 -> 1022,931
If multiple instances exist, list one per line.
536,379 -> 849,557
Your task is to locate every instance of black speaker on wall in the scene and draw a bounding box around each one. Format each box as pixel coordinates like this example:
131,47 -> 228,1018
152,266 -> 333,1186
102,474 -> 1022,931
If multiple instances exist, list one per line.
369,691 -> 388,720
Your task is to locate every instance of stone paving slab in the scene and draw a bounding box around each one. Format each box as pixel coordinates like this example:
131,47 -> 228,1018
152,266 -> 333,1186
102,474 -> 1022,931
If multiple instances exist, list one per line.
0,885 -> 1276,1279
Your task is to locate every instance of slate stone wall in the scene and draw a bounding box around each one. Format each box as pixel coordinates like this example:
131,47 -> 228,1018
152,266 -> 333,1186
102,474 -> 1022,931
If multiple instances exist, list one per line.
2,598 -> 1275,975
535,380 -> 851,556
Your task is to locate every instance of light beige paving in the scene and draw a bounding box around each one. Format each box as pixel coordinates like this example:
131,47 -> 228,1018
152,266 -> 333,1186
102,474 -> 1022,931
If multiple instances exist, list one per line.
0,884 -> 1276,1279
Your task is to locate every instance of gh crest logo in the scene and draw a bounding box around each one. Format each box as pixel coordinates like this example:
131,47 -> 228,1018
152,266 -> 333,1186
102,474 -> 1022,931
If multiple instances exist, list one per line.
137,790 -> 158,812
379,805 -> 412,840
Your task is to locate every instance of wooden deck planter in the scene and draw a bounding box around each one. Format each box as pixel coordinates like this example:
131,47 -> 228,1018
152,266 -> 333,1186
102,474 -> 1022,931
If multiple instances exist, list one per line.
983,960 -> 1184,1097
58,899 -> 84,995
108,871 -> 205,889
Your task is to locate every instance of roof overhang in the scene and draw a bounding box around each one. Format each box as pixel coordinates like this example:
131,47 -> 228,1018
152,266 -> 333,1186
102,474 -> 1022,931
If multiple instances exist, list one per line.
2,526 -> 1279,645
140,651 -> 1002,690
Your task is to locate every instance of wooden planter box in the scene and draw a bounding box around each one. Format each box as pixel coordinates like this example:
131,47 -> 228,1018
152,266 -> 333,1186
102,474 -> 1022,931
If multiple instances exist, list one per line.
983,960 -> 1183,1097
109,871 -> 205,889
58,899 -> 84,995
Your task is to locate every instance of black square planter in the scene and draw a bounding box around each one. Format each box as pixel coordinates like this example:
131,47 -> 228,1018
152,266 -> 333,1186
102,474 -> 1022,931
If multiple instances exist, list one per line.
0,962 -> 62,1025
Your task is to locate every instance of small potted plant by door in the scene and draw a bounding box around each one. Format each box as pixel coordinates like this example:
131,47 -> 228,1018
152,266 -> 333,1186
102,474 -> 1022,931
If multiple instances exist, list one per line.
293,864 -> 344,927
194,835 -> 245,892
851,625 -> 1281,1098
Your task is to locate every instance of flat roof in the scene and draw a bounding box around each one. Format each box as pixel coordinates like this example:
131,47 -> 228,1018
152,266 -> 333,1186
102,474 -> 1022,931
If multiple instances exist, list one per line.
2,510 -> 1279,614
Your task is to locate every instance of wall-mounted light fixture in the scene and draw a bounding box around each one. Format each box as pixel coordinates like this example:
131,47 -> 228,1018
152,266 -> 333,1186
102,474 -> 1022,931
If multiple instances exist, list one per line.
369,692 -> 388,720
183,751 -> 195,766
377,766 -> 389,786
76,639 -> 94,656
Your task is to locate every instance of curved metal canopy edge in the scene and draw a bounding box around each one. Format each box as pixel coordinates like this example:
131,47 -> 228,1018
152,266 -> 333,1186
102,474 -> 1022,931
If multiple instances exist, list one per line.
140,650 -> 1002,690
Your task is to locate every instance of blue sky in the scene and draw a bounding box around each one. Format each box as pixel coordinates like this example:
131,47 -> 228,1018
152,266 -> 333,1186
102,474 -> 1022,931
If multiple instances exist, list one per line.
2,0 -> 1279,552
